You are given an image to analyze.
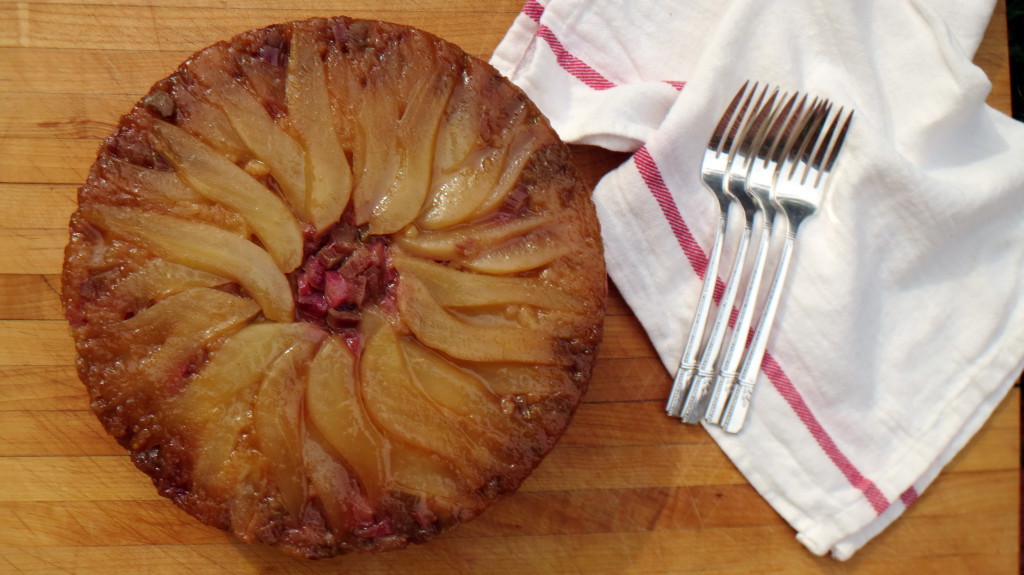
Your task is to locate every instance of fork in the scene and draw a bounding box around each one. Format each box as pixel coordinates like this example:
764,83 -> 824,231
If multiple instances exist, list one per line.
719,103 -> 855,434
664,81 -> 757,417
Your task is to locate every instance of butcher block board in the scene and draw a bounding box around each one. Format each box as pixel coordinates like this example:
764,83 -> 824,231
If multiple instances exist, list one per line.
0,1 -> 1018,573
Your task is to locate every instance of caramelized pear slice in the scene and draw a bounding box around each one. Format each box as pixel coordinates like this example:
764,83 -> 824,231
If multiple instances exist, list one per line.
392,252 -> 582,312
398,275 -> 566,365
432,64 -> 485,174
174,323 -> 324,490
303,431 -> 374,531
359,313 -> 498,483
116,259 -> 228,304
151,121 -> 304,272
252,337 -> 320,519
109,287 -> 256,347
192,60 -> 309,219
458,230 -> 572,275
467,130 -> 550,221
334,44 -> 402,226
104,288 -> 258,403
306,335 -> 389,503
82,206 -> 293,322
393,213 -> 551,260
169,79 -> 249,161
400,338 -> 518,442
388,442 -> 464,506
286,29 -> 353,233
96,156 -> 203,203
418,148 -> 507,231
137,291 -> 256,373
368,42 -> 457,235
469,363 -> 579,397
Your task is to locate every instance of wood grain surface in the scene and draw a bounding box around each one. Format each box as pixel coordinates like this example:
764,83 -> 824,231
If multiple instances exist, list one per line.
0,1 -> 1019,573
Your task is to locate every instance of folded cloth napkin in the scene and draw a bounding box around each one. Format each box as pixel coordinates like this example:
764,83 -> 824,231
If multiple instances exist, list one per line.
492,0 -> 1024,559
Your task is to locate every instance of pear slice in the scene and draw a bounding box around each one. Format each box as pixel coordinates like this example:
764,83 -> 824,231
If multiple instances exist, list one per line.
303,430 -> 374,531
466,130 -> 550,221
151,121 -> 304,272
368,41 -> 457,235
457,229 -> 572,275
286,28 -> 353,233
193,63 -> 309,220
173,322 -> 324,490
116,259 -> 228,304
359,314 -> 498,483
398,275 -> 567,365
82,205 -> 293,322
102,289 -> 258,407
169,78 -> 249,161
468,363 -> 578,397
388,442 -> 464,507
130,289 -> 257,385
392,251 -> 582,312
97,156 -> 204,203
400,338 -> 520,445
417,147 -> 508,231
350,93 -> 400,226
330,43 -> 402,226
432,64 -> 485,174
110,287 -> 257,348
252,337 -> 320,519
306,335 -> 389,503
394,213 -> 551,260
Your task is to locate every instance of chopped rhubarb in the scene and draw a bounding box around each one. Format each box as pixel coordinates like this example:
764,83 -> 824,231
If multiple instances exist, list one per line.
296,291 -> 328,317
324,270 -> 351,308
295,271 -> 313,296
339,246 -> 374,278
304,255 -> 326,290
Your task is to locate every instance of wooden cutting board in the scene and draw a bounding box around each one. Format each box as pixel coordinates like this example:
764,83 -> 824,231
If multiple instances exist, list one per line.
0,1 -> 1018,572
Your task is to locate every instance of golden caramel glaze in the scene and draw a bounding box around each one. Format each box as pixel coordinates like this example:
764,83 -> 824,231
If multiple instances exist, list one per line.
62,16 -> 605,558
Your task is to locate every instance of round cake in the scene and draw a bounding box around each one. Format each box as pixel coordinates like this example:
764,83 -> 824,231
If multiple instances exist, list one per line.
61,17 -> 605,558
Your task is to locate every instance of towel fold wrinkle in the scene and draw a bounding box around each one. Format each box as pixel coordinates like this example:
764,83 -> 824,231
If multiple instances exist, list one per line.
492,0 -> 1022,559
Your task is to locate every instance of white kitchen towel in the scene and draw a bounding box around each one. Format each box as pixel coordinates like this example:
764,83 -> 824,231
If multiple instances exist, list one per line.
492,0 -> 1024,560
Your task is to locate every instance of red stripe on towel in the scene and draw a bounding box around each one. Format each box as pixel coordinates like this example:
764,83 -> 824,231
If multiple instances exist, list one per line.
900,486 -> 919,508
522,0 -> 544,22
761,356 -> 890,514
536,26 -> 617,91
523,13 -> 893,516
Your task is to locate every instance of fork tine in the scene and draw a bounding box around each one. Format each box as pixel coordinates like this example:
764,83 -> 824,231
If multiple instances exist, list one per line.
733,87 -> 779,166
720,82 -> 762,156
757,92 -> 805,166
708,81 -> 752,152
787,100 -> 833,184
813,109 -> 854,187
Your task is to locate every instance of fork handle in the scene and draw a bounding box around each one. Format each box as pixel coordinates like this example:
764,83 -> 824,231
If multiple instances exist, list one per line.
680,223 -> 753,424
721,232 -> 796,433
666,212 -> 728,416
704,219 -> 774,424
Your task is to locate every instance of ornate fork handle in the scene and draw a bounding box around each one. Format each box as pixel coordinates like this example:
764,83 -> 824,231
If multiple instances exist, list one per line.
720,231 -> 796,433
666,211 -> 727,416
704,216 -> 773,424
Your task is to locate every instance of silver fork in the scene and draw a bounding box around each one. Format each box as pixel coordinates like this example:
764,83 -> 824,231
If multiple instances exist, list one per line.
665,81 -> 757,417
677,84 -> 777,423
702,91 -> 813,424
719,103 -> 855,434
